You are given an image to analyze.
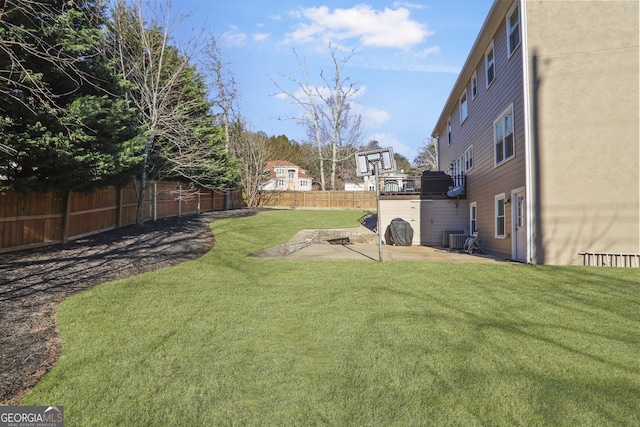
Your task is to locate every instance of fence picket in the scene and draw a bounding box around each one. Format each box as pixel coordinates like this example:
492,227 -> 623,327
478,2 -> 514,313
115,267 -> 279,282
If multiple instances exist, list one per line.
0,182 -> 244,254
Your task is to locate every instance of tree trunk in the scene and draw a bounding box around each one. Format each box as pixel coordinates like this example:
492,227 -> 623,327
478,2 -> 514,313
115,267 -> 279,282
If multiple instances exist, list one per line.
331,140 -> 337,190
317,142 -> 326,191
136,140 -> 151,226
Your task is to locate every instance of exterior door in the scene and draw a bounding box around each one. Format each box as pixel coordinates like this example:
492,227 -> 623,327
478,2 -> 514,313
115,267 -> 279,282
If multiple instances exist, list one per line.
514,191 -> 526,261
410,200 -> 433,245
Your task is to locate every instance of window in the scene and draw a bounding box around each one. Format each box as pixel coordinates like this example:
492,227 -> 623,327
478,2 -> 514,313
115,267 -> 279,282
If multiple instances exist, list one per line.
459,90 -> 468,123
485,41 -> 495,87
453,146 -> 474,175
288,170 -> 295,179
471,72 -> 478,99
447,119 -> 452,145
494,105 -> 515,165
470,202 -> 477,234
516,195 -> 524,228
495,194 -> 506,238
277,179 -> 285,188
464,146 -> 473,171
507,3 -> 520,56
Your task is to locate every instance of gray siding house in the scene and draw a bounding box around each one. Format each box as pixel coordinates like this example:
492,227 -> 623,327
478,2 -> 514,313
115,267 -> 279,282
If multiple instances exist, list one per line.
431,0 -> 639,265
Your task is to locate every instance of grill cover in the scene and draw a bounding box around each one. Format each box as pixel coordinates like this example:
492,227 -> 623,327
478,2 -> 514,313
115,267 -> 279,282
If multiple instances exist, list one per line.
384,218 -> 414,246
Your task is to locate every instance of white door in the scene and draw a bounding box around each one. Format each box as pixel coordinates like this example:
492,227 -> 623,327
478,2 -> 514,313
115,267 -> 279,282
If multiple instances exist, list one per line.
514,191 -> 526,261
410,200 -> 433,245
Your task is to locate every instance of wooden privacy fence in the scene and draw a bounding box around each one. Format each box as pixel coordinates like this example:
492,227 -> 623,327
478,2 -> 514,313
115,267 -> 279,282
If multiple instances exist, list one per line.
259,190 -> 377,210
0,182 -> 244,253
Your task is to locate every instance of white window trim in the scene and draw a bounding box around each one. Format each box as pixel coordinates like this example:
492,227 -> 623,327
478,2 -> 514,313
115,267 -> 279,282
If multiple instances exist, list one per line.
493,103 -> 516,168
471,71 -> 478,99
453,145 -> 474,174
506,2 -> 521,58
465,145 -> 473,172
459,89 -> 468,124
470,201 -> 477,234
495,193 -> 506,239
485,40 -> 496,89
447,118 -> 452,146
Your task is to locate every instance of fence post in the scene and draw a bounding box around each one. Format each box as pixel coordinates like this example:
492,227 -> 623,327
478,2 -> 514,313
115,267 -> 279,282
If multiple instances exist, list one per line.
178,183 -> 182,216
116,186 -> 123,229
62,190 -> 72,242
152,182 -> 157,221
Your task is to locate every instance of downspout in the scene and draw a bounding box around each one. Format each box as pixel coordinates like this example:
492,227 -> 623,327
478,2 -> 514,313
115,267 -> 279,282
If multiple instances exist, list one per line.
520,0 -> 536,264
436,136 -> 440,171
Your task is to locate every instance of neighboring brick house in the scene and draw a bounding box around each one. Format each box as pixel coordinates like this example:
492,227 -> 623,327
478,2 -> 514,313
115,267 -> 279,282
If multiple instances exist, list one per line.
262,161 -> 313,191
429,0 -> 639,265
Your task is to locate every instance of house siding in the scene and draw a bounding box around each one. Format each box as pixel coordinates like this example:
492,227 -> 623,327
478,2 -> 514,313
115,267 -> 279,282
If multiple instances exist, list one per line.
525,0 -> 640,265
380,199 -> 468,246
435,0 -> 525,260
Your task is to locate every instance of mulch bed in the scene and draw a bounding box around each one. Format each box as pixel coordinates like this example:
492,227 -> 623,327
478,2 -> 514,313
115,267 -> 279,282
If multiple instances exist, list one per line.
0,208 -> 259,405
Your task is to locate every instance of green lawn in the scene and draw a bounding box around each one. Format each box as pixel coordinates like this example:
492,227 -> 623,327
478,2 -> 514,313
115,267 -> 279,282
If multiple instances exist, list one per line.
23,210 -> 640,426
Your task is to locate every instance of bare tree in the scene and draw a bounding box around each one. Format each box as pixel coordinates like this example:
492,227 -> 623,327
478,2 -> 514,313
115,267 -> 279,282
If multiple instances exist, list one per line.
272,46 -> 362,190
202,34 -> 237,152
109,0 -> 232,224
414,139 -> 438,173
317,45 -> 362,190
228,121 -> 272,207
271,49 -> 327,190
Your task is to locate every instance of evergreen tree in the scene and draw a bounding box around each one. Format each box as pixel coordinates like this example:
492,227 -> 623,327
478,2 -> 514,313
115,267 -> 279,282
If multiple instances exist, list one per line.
0,0 -> 141,192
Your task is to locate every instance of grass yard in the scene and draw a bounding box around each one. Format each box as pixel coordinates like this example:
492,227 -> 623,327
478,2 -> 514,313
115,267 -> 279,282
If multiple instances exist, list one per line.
22,210 -> 640,426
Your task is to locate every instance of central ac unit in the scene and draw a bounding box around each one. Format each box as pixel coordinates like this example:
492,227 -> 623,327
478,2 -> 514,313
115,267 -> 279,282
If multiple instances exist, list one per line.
442,229 -> 464,247
449,233 -> 467,250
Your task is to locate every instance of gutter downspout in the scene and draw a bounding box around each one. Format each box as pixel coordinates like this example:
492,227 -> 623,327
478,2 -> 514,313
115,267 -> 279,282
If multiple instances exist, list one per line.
520,0 -> 536,264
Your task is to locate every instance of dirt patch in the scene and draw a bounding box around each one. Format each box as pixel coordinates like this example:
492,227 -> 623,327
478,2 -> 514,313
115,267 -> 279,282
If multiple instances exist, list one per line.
0,208 -> 259,405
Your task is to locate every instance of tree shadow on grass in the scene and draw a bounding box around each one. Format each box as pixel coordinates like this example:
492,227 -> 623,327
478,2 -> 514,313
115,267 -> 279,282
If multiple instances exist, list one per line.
0,208 -> 258,405
359,270 -> 640,424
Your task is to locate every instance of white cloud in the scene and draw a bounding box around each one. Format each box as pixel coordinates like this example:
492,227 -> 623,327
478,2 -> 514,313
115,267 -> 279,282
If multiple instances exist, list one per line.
392,1 -> 425,10
221,30 -> 246,47
351,103 -> 390,130
414,46 -> 440,58
274,85 -> 389,136
286,4 -> 432,49
366,132 -> 416,159
357,58 -> 460,73
253,33 -> 270,42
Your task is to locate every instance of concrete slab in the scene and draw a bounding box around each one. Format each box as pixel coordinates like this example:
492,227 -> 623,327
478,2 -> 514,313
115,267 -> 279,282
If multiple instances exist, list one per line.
252,230 -> 511,263
279,242 -> 504,262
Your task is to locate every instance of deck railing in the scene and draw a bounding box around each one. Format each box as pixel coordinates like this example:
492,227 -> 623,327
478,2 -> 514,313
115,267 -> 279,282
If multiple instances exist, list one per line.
380,173 -> 466,197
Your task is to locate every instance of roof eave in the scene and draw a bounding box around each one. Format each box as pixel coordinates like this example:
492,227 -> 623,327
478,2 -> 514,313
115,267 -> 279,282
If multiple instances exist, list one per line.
431,0 -> 514,136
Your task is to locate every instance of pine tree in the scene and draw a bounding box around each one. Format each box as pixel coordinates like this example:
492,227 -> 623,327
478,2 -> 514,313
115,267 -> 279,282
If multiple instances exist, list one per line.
0,0 -> 141,191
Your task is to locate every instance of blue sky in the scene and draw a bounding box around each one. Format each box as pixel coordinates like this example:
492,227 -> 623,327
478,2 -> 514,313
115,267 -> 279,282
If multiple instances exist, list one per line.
172,0 -> 494,161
